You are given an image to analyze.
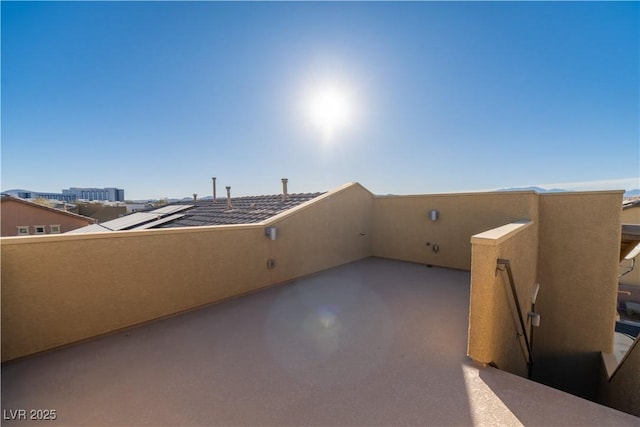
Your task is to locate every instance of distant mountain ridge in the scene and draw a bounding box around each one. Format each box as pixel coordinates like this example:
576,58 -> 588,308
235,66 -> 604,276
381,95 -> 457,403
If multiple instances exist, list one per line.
498,186 -> 567,193
499,187 -> 640,197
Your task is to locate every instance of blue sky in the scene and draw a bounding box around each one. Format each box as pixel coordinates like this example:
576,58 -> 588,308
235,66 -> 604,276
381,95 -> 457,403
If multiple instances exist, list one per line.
2,1 -> 638,200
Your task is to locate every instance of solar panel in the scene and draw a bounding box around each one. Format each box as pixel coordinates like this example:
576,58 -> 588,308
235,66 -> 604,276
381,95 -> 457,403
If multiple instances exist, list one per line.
66,224 -> 111,234
65,205 -> 195,233
151,205 -> 193,215
132,214 -> 185,230
100,212 -> 160,230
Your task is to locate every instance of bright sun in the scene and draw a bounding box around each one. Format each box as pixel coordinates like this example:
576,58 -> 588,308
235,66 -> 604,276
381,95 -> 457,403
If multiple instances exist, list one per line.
306,84 -> 353,141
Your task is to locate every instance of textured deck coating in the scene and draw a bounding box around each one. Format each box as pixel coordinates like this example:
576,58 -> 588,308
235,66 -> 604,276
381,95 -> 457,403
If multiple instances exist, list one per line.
1,258 -> 637,426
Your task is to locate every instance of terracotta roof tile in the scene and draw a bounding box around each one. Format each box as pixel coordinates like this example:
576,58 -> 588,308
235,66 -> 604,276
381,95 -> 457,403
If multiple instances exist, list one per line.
154,192 -> 324,228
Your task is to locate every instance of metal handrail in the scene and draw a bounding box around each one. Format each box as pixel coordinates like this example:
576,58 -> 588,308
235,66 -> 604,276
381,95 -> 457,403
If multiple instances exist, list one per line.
496,258 -> 533,377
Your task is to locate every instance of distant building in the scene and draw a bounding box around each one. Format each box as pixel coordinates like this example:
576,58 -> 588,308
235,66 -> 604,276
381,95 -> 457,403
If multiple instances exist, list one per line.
62,187 -> 125,202
3,189 -> 76,202
0,195 -> 96,236
2,187 -> 125,202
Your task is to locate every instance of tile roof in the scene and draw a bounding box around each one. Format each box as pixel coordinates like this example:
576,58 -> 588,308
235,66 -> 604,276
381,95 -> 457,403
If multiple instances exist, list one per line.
65,192 -> 324,233
154,192 -> 324,228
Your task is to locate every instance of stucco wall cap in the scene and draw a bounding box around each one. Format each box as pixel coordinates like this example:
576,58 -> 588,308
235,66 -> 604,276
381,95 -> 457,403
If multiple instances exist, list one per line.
374,190 -> 538,199
539,190 -> 625,197
471,220 -> 533,246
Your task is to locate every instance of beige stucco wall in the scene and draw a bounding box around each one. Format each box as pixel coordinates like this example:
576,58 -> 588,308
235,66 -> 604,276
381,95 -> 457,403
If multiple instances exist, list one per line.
621,205 -> 640,224
468,221 -> 538,378
534,191 -> 623,399
1,225 -> 267,361
620,205 -> 640,287
599,339 -> 640,417
1,183 -> 373,362
266,182 -> 373,284
372,192 -> 537,270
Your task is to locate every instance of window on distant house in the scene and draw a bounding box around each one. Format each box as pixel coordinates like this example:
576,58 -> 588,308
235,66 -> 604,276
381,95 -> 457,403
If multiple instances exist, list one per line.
34,225 -> 46,235
50,225 -> 61,234
17,226 -> 29,236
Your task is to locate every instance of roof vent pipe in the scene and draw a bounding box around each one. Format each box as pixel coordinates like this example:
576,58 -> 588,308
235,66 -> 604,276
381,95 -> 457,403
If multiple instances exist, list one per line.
193,193 -> 198,204
281,178 -> 288,202
212,177 -> 217,204
226,186 -> 232,209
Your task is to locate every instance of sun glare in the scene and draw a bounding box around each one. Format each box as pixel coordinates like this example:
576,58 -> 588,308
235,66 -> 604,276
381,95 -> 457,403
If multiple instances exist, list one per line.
306,84 -> 354,141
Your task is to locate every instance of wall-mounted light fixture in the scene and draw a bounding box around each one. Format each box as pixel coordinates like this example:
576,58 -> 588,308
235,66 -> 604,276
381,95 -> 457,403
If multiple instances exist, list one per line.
429,210 -> 439,221
527,311 -> 541,327
265,227 -> 278,240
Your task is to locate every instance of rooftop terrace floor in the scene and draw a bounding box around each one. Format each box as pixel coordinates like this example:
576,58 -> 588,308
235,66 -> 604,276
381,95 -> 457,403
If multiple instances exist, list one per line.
2,257 -> 637,426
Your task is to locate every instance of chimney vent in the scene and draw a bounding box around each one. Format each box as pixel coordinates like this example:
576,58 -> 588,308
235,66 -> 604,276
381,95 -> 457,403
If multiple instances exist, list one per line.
226,186 -> 232,209
193,193 -> 198,204
281,178 -> 288,202
212,177 -> 217,203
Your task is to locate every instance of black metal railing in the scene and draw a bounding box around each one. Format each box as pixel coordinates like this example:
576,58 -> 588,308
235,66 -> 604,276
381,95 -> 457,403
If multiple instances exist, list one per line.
496,258 -> 534,378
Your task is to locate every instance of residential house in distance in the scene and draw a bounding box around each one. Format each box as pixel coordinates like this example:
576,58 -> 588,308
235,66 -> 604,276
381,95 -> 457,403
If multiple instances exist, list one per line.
73,201 -> 127,223
0,195 -> 96,236
2,189 -> 77,203
1,181 -> 638,425
124,202 -> 154,213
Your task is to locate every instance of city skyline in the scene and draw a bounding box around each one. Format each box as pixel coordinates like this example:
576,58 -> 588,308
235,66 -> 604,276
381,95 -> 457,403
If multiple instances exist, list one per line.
2,1 -> 638,200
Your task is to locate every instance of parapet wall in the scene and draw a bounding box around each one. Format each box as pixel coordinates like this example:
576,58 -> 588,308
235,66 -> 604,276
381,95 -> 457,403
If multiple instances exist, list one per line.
468,221 -> 538,378
600,339 -> 640,417
1,184 -> 629,413
1,183 -> 373,362
534,191 -> 622,399
465,191 -> 624,402
372,191 -> 538,270
266,182 -> 373,284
